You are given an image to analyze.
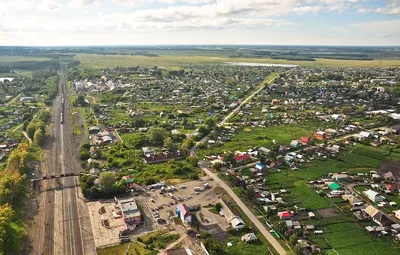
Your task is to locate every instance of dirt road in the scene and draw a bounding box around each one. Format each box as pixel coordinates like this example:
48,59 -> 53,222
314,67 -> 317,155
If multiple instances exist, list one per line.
198,163 -> 287,255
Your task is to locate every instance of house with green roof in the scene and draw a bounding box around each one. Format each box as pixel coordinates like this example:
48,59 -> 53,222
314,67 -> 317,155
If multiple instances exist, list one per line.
329,182 -> 340,191
123,174 -> 135,189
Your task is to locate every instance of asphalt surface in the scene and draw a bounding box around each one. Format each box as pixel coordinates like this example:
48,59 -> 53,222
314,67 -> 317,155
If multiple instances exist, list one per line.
198,163 -> 287,255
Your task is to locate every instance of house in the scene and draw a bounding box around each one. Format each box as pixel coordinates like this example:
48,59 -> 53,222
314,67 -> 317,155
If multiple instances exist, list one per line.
89,126 -> 101,134
271,99 -> 280,105
142,147 -> 155,157
383,171 -> 400,182
145,152 -> 183,164
300,137 -> 309,144
342,194 -> 363,206
89,168 -> 100,176
234,154 -> 250,165
255,163 -> 265,171
327,145 -> 340,153
312,131 -> 331,140
359,131 -> 372,139
394,210 -> 400,220
277,211 -> 291,220
241,233 -> 258,242
391,125 -> 400,135
290,140 -> 300,148
230,217 -> 246,230
258,147 -> 271,155
363,205 -> 391,226
329,182 -> 340,191
363,189 -> 385,202
119,198 -> 142,224
218,199 -> 245,229
385,183 -> 397,193
122,174 -> 135,189
164,248 -> 193,255
176,204 -> 192,225
332,173 -> 349,182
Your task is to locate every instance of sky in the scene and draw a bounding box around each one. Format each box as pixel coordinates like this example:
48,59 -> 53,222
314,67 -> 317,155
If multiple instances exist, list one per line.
0,0 -> 399,46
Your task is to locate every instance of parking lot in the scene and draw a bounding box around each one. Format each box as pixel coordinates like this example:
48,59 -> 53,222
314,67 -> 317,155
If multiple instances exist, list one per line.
87,176 -> 223,248
144,177 -> 220,226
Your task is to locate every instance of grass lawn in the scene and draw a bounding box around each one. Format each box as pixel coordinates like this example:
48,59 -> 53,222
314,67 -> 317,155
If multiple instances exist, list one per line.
96,243 -> 129,255
96,241 -> 156,255
137,230 -> 180,249
74,53 -> 400,69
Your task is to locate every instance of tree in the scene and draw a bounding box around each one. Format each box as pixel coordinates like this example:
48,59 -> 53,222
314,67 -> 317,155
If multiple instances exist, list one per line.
38,110 -> 51,124
164,137 -> 176,151
222,152 -> 234,163
74,95 -> 86,106
214,202 -> 222,212
0,170 -> 26,208
99,172 -> 117,195
6,143 -> 29,173
33,128 -> 45,146
26,122 -> 37,139
148,128 -> 167,145
289,233 -> 298,246
0,204 -> 17,254
205,117 -> 217,130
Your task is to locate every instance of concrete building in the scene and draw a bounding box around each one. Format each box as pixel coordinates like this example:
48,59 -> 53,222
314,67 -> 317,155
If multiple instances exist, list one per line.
119,198 -> 142,224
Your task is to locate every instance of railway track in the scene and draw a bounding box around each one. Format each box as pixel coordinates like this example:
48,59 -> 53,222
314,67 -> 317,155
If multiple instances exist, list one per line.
32,64 -> 88,255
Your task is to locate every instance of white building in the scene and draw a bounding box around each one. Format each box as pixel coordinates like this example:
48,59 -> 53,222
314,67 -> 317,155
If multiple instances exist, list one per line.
363,189 -> 385,202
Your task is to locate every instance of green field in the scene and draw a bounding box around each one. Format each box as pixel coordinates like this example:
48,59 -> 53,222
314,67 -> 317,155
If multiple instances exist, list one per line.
74,53 -> 400,69
311,219 -> 400,255
0,56 -> 51,63
199,125 -> 310,157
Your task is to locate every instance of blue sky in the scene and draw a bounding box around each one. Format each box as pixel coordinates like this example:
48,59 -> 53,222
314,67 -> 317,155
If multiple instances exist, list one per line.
0,0 -> 399,46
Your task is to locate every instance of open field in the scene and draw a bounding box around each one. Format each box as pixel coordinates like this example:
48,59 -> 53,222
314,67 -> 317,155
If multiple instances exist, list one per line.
74,53 -> 400,69
198,125 -> 310,157
0,56 -> 51,63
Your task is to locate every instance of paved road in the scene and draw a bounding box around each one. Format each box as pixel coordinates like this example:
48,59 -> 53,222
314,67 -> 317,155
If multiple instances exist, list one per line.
198,163 -> 287,255
190,74 -> 278,155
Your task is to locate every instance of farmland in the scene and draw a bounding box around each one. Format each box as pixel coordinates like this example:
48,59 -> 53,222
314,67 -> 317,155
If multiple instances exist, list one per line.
74,53 -> 400,69
0,56 -> 51,63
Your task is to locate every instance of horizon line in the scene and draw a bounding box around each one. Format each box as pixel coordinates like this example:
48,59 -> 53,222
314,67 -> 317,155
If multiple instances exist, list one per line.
0,44 -> 399,48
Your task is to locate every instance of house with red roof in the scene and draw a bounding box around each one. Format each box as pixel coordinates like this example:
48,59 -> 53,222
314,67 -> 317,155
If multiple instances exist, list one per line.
277,211 -> 292,220
385,184 -> 397,193
300,137 -> 309,144
176,204 -> 192,225
234,154 -> 250,165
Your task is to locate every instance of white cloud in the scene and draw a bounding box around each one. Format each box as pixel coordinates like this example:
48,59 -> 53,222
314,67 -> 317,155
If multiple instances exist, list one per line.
356,0 -> 400,15
352,19 -> 400,33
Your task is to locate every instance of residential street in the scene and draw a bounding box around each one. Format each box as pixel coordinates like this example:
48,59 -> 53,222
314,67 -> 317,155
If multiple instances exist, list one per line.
198,163 -> 287,255
190,74 -> 279,155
